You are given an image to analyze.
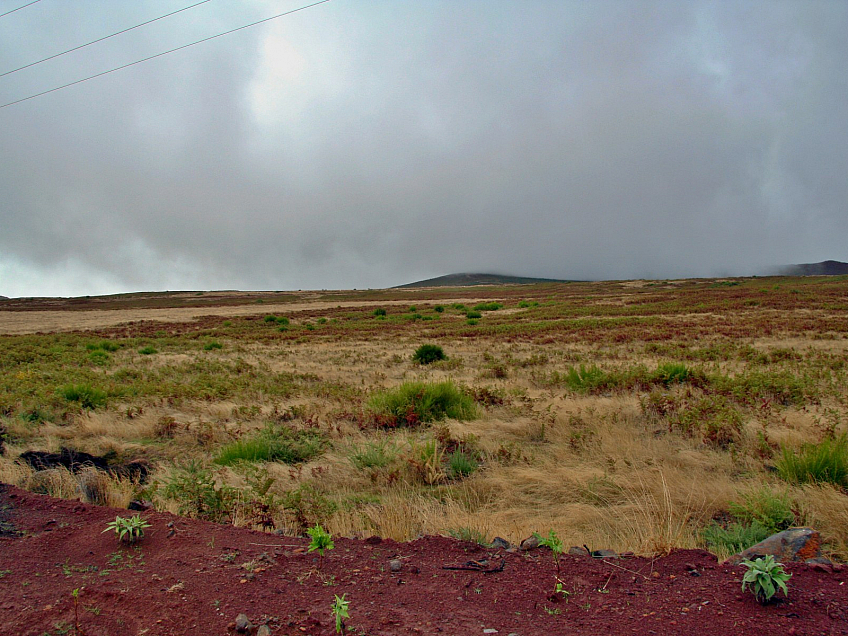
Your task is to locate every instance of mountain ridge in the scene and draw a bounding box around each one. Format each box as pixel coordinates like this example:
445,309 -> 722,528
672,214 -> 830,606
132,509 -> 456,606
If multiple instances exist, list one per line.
394,273 -> 571,288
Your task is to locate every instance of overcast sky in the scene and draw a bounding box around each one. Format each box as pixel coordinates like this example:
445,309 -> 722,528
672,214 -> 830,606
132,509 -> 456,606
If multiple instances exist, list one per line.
1,0 -> 846,297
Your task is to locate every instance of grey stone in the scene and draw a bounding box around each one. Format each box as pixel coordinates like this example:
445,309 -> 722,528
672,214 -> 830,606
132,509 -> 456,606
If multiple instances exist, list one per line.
234,613 -> 252,633
727,527 -> 822,565
257,625 -> 272,636
519,535 -> 540,551
490,537 -> 511,550
389,559 -> 403,572
568,546 -> 590,557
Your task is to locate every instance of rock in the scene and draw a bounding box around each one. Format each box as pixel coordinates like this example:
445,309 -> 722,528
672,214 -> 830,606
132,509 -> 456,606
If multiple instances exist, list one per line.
365,535 -> 382,545
568,546 -> 590,557
234,613 -> 252,633
727,527 -> 822,565
519,535 -> 540,551
256,625 -> 272,636
389,559 -> 403,572
483,630 -> 498,634
128,499 -> 154,511
490,537 -> 511,550
591,549 -> 618,559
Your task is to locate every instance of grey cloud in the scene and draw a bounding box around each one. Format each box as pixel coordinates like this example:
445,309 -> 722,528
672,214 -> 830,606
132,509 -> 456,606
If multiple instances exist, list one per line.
1,0 -> 847,296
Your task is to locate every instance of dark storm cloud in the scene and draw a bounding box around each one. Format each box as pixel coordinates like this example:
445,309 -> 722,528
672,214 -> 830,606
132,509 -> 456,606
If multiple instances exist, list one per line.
1,0 -> 846,296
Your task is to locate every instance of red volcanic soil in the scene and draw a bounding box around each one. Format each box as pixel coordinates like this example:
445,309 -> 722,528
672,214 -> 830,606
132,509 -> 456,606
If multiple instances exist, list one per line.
1,484 -> 846,636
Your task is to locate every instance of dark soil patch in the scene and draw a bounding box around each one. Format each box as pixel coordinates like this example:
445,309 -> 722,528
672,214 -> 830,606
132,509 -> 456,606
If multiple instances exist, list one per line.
0,485 -> 845,636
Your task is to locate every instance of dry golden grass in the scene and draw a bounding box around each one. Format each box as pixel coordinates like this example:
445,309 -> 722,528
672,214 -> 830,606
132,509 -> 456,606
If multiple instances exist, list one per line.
2,279 -> 846,558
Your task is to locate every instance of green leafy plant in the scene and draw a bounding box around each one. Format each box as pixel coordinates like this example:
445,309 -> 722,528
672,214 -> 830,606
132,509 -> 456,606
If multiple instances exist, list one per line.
740,555 -> 791,604
412,343 -> 447,365
102,515 -> 151,544
373,308 -> 387,317
307,523 -> 334,571
331,593 -> 350,633
534,528 -> 564,571
138,346 -> 157,355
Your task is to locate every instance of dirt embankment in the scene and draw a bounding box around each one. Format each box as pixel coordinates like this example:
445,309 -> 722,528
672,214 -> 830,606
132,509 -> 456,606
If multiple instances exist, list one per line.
0,485 -> 845,636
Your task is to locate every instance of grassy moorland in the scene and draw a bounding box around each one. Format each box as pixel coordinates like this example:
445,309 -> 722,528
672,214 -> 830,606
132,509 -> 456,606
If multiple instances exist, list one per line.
1,276 -> 847,560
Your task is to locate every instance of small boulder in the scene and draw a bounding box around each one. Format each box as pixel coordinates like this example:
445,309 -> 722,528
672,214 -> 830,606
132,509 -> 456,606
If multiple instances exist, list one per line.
389,559 -> 403,572
568,546 -> 590,557
490,537 -> 511,550
256,625 -> 272,636
519,535 -> 540,551
727,527 -> 821,565
234,613 -> 252,633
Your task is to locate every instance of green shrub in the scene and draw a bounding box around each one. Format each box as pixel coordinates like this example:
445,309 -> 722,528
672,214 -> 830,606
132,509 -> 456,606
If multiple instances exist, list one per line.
667,395 -> 742,448
367,381 -> 477,428
434,305 -> 444,313
88,350 -> 110,366
138,346 -> 157,355
412,344 -> 447,365
560,365 -> 617,393
214,425 -> 326,466
473,302 -> 502,311
282,483 -> 337,531
373,308 -> 387,317
264,315 -> 278,323
702,520 -> 772,556
518,300 -> 539,308
447,450 -> 478,479
466,319 -> 479,326
276,316 -> 290,325
776,434 -> 848,487
727,487 -> 796,534
162,461 -> 235,522
465,310 -> 482,319
203,341 -> 223,351
651,363 -> 693,386
59,384 -> 107,409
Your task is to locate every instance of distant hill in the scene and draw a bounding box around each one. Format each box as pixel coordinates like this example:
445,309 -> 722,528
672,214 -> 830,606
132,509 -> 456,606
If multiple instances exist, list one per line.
395,273 -> 570,288
779,260 -> 848,276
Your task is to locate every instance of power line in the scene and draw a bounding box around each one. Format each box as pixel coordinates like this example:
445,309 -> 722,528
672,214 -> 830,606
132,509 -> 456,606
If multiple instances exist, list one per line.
0,0 -> 332,110
1,0 -> 213,78
0,0 -> 41,19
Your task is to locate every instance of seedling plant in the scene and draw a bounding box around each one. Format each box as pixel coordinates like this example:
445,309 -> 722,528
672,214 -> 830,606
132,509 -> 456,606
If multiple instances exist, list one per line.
740,555 -> 791,605
103,515 -> 150,544
331,593 -> 350,633
307,523 -> 335,571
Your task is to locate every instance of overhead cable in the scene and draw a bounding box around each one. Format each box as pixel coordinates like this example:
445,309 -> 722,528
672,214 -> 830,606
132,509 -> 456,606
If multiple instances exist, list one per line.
0,0 -> 331,110
1,0 -> 213,78
0,0 -> 42,19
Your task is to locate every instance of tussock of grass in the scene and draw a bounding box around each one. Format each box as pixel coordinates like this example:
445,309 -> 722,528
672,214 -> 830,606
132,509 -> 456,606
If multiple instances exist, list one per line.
367,381 -> 477,428
776,434 -> 848,487
214,426 -> 326,466
58,383 -> 107,409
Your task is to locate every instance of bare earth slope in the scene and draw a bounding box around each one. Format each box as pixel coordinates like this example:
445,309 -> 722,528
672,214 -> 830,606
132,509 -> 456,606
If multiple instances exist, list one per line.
1,485 -> 845,636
